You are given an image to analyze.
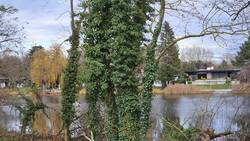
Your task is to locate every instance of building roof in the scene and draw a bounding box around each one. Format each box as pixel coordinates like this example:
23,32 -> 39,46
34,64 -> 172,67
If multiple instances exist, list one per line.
185,69 -> 240,74
0,74 -> 8,80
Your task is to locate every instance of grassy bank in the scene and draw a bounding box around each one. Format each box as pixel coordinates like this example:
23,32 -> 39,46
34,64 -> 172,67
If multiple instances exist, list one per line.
159,83 -> 250,96
0,87 -> 33,96
2,84 -> 248,97
0,132 -> 62,141
196,84 -> 231,89
0,87 -> 85,96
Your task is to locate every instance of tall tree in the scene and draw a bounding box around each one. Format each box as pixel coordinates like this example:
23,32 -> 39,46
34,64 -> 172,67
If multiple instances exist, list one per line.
30,48 -> 49,87
110,0 -> 150,140
141,0 -> 165,140
82,0 -> 118,140
61,0 -> 80,140
157,21 -> 180,88
82,0 -> 150,140
48,44 -> 66,88
28,46 -> 44,59
180,46 -> 214,63
0,55 -> 24,87
29,46 -> 66,88
233,37 -> 250,66
25,46 -> 44,84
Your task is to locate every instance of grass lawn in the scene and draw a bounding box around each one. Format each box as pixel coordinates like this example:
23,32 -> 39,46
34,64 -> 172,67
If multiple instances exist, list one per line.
196,84 -> 231,89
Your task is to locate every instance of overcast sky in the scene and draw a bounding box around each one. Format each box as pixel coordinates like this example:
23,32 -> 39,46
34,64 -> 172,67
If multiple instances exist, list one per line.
1,0 -> 247,63
2,0 -> 71,49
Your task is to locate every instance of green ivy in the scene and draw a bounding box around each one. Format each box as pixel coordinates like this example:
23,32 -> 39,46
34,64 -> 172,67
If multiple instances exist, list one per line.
110,0 -> 150,140
61,5 -> 80,139
81,0 -> 150,140
81,0 -> 118,139
140,0 -> 165,140
16,86 -> 46,134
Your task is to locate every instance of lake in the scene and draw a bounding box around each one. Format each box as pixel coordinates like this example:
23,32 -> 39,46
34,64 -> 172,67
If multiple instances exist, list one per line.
0,92 -> 250,141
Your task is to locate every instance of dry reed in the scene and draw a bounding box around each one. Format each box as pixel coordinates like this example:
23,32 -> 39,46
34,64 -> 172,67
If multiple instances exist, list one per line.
163,84 -> 211,95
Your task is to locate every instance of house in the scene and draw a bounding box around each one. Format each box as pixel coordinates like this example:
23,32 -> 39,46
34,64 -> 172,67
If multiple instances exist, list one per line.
185,68 -> 240,85
0,74 -> 8,88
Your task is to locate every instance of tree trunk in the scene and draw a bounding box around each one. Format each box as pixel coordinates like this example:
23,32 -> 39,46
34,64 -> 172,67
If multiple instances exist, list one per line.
64,127 -> 70,141
161,80 -> 167,89
21,121 -> 28,134
106,86 -> 119,140
140,0 -> 165,140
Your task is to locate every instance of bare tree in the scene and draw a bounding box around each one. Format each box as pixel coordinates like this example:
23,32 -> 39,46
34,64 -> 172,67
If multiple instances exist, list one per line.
181,46 -> 214,62
157,0 -> 250,61
239,63 -> 250,83
217,0 -> 250,21
0,5 -> 24,52
0,55 -> 25,87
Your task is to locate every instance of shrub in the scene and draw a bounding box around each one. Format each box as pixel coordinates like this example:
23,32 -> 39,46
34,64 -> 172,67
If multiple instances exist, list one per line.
161,118 -> 200,141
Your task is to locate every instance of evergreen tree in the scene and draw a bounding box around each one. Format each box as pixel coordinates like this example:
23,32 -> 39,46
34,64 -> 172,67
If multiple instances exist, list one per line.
28,46 -> 44,59
233,37 -> 250,66
157,21 -> 180,88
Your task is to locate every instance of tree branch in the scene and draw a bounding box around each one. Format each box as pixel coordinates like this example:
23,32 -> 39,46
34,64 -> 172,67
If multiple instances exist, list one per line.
210,131 -> 232,139
157,27 -> 249,61
150,0 -> 165,49
233,1 -> 250,21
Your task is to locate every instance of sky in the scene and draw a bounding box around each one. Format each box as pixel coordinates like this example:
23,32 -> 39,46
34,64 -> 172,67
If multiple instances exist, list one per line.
1,0 -> 248,63
2,0 -> 71,50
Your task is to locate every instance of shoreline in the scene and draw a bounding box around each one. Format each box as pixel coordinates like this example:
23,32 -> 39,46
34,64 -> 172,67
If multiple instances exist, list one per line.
0,86 -> 249,98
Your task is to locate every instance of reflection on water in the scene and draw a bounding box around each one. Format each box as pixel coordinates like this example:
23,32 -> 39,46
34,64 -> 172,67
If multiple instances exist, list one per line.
150,94 -> 250,141
0,93 -> 250,141
0,105 -> 20,131
32,109 -> 62,134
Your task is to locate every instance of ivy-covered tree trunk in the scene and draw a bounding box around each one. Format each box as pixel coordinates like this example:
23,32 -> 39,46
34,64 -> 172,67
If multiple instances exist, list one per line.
140,0 -> 165,140
110,0 -> 150,140
82,0 -> 151,140
82,0 -> 119,140
106,80 -> 119,140
61,0 -> 80,141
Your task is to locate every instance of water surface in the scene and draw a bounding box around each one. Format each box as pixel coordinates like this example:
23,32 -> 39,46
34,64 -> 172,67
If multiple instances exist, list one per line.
1,93 -> 250,140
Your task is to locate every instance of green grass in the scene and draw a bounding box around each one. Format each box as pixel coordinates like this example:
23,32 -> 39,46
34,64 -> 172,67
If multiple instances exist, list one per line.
0,136 -> 18,141
196,84 -> 231,89
17,87 -> 33,95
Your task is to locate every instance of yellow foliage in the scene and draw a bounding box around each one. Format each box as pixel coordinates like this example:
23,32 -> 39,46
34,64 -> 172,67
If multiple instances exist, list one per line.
30,48 -> 49,86
152,88 -> 164,95
30,44 -> 67,87
48,44 -> 67,87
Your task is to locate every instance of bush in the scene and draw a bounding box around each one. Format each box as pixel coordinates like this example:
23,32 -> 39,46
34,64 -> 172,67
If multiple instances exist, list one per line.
175,74 -> 188,84
18,87 -> 33,95
161,118 -> 200,141
225,78 -> 231,87
232,84 -> 250,94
